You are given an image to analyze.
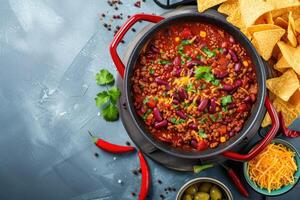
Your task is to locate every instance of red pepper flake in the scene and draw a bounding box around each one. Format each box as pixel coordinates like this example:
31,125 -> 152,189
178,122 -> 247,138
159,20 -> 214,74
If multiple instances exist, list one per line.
134,1 -> 141,8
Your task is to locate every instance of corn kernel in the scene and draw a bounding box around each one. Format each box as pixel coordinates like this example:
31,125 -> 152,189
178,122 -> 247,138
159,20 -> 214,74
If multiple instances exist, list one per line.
200,31 -> 207,38
175,37 -> 180,42
243,60 -> 249,67
220,136 -> 226,143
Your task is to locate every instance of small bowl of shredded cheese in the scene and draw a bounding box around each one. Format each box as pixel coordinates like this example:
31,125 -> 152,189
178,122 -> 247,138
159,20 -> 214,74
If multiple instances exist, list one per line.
243,139 -> 300,196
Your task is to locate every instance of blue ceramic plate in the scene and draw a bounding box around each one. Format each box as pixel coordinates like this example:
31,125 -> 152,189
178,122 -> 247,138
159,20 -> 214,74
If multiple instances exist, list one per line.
243,139 -> 300,196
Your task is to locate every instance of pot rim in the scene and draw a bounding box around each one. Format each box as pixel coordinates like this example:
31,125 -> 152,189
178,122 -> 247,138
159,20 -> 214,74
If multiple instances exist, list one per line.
124,12 -> 267,159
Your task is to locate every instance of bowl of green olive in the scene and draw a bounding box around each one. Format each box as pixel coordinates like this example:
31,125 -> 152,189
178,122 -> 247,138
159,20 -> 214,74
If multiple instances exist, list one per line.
176,177 -> 233,200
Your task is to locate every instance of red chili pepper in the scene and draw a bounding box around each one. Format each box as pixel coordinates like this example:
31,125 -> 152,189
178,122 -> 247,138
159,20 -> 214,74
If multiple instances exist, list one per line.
138,151 -> 150,200
279,112 -> 300,138
88,131 -> 135,153
221,164 -> 249,198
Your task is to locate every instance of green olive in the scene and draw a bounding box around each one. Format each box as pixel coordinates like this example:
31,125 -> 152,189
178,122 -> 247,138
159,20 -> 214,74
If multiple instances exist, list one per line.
194,192 -> 210,200
198,182 -> 212,193
182,193 -> 193,200
186,185 -> 198,195
210,185 -> 223,200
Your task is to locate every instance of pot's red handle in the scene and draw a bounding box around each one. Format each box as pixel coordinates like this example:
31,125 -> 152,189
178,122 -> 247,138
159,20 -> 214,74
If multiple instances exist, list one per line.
222,96 -> 279,161
109,14 -> 164,78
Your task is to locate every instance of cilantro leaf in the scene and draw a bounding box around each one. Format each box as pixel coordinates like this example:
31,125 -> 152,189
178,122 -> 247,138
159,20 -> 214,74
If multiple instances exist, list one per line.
181,40 -> 191,45
196,55 -> 202,60
107,87 -> 121,104
149,68 -> 155,75
202,47 -> 216,58
211,79 -> 220,86
158,60 -> 171,65
187,83 -> 196,93
209,114 -> 217,122
170,118 -> 185,125
96,69 -> 114,85
198,129 -> 207,138
221,95 -> 232,107
101,103 -> 119,121
95,91 -> 110,108
143,97 -> 149,104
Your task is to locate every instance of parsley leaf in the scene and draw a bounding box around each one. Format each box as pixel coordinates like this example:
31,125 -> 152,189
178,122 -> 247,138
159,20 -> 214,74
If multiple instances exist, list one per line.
209,114 -> 217,122
221,95 -> 232,107
95,91 -> 110,108
107,87 -> 121,104
96,69 -> 114,85
198,129 -> 207,138
158,60 -> 171,65
101,103 -> 119,121
149,68 -> 155,75
202,47 -> 216,58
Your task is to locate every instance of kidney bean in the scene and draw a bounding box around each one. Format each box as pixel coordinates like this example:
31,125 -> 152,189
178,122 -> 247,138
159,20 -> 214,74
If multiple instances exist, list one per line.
234,62 -> 242,72
222,48 -> 228,54
154,120 -> 168,128
209,98 -> 216,113
191,140 -> 198,149
186,60 -> 204,68
229,49 -> 238,63
176,110 -> 187,119
145,53 -> 155,59
229,36 -> 235,43
229,131 -> 235,137
171,68 -> 182,77
227,103 -> 236,109
214,70 -> 229,79
222,84 -> 234,92
178,87 -> 188,100
198,98 -> 209,112
150,44 -> 160,53
234,79 -> 242,87
155,78 -> 171,90
172,99 -> 179,105
173,56 -> 181,67
190,69 -> 195,76
153,108 -> 163,122
243,96 -> 251,103
188,123 -> 198,131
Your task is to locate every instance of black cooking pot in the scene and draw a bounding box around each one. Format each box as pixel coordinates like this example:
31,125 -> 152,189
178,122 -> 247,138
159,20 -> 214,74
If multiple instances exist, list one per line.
110,13 -> 279,161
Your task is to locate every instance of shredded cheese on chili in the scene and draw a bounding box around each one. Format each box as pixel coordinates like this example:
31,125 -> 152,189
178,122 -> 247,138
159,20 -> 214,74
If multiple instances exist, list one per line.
247,143 -> 297,193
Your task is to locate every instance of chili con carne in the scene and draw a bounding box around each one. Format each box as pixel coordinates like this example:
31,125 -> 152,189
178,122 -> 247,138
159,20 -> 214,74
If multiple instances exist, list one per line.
131,22 -> 258,151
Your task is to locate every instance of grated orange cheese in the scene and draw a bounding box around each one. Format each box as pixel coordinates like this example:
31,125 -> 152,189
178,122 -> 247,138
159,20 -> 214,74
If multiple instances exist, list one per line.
247,143 -> 297,193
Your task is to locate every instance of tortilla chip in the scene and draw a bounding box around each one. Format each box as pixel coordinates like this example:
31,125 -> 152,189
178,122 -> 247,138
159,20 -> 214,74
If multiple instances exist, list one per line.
274,56 -> 291,72
217,0 -> 238,15
252,28 -> 285,60
274,17 -> 289,29
239,0 -> 274,27
295,18 -> 300,33
261,112 -> 271,127
247,24 -> 282,36
227,6 -> 244,29
289,88 -> 300,108
266,0 -> 300,9
277,41 -> 300,75
272,5 -> 300,18
266,69 -> 300,101
273,97 -> 300,126
197,0 -> 227,12
287,12 -> 298,47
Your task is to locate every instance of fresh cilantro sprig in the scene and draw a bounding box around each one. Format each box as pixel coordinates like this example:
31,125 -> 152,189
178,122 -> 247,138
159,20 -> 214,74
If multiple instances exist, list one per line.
194,66 -> 220,86
221,95 -> 232,107
95,69 -> 120,121
96,69 -> 114,85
